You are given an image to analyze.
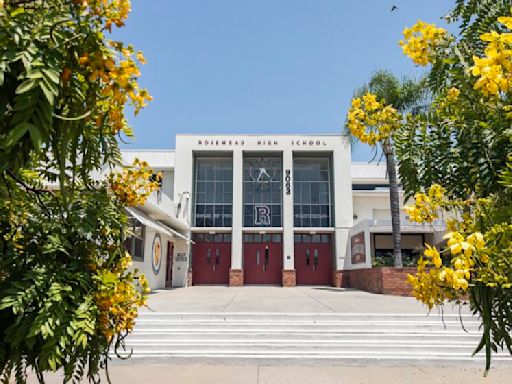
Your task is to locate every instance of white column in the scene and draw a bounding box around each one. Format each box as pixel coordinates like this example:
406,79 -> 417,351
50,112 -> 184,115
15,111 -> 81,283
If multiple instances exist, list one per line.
332,141 -> 354,270
231,150 -> 243,270
282,151 -> 294,270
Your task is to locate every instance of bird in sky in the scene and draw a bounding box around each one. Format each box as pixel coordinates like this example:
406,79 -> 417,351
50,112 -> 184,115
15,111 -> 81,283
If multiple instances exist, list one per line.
391,5 -> 399,12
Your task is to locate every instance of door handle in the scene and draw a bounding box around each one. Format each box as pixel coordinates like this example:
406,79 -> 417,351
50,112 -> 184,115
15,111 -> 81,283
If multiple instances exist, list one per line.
256,249 -> 260,265
264,247 -> 269,271
313,249 -> 319,271
305,249 -> 310,266
215,248 -> 220,271
206,248 -> 211,265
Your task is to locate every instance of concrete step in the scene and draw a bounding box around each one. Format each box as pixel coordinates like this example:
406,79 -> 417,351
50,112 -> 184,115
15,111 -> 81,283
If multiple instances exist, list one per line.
115,312 -> 507,363
127,331 -> 482,342
136,312 -> 477,323
133,323 -> 481,333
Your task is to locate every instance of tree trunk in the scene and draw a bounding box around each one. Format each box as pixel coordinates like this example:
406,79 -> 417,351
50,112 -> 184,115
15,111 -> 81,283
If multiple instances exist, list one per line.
384,142 -> 402,268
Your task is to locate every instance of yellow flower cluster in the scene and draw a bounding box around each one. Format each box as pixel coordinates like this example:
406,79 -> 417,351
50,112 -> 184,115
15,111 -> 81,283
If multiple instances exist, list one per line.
109,159 -> 161,206
403,184 -> 445,223
400,20 -> 448,66
94,253 -> 150,342
346,93 -> 401,145
447,87 -> 461,101
75,0 -> 132,31
78,42 -> 152,134
405,186 -> 512,309
471,16 -> 512,96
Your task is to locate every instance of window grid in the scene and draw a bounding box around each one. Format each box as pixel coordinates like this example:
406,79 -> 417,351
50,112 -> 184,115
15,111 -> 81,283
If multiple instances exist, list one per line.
293,158 -> 333,228
243,157 -> 283,227
194,158 -> 233,227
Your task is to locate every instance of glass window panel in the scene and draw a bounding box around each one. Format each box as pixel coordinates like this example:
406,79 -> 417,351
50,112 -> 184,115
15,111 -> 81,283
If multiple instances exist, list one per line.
243,157 -> 282,227
312,234 -> 321,243
263,234 -> 272,243
272,234 -> 282,243
294,234 -> 302,242
253,234 -> 262,243
244,234 -> 253,242
303,234 -> 311,243
214,234 -> 223,242
311,183 -> 319,204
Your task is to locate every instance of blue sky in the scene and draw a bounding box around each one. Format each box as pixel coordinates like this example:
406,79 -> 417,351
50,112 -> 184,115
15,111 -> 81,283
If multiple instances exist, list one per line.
113,0 -> 454,161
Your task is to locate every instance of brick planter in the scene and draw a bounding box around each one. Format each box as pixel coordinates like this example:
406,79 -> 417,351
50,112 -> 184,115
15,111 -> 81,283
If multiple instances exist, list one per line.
348,267 -> 416,296
229,269 -> 244,287
282,270 -> 296,287
332,270 -> 350,288
187,268 -> 193,287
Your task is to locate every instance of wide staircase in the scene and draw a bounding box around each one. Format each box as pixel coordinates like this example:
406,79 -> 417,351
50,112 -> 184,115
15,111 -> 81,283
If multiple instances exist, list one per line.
116,312 -> 511,362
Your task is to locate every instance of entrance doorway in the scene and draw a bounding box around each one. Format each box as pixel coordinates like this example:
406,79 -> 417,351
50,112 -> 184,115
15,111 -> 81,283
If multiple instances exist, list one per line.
192,233 -> 231,285
295,233 -> 332,285
243,233 -> 283,285
165,241 -> 174,287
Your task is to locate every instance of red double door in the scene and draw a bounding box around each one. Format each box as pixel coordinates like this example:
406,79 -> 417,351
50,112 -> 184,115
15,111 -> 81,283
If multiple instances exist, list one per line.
193,234 -> 231,285
294,234 -> 333,285
244,234 -> 283,285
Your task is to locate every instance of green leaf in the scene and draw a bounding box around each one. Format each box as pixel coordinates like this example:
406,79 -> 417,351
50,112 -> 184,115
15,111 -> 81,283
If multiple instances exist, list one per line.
15,78 -> 37,94
28,124 -> 43,153
3,122 -> 31,147
10,8 -> 25,18
42,69 -> 60,85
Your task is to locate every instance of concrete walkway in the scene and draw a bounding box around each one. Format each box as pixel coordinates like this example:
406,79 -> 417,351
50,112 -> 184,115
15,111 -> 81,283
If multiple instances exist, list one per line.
27,363 -> 512,384
143,286 -> 469,315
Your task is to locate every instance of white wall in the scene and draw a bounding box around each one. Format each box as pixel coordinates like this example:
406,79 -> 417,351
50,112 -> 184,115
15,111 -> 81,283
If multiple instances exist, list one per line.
161,170 -> 174,199
131,228 -> 173,291
352,192 -> 408,225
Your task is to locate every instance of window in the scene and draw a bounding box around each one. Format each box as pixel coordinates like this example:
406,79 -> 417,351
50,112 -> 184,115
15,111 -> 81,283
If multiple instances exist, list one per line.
243,233 -> 282,243
293,158 -> 333,227
125,216 -> 145,261
243,157 -> 283,227
194,158 -> 233,227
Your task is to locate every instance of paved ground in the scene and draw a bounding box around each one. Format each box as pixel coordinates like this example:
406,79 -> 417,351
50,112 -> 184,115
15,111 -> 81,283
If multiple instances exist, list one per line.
142,286 -> 470,315
27,363 -> 512,384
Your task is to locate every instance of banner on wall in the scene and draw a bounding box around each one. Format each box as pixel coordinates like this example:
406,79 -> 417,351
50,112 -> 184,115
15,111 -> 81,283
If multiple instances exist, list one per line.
152,233 -> 162,275
351,232 -> 366,264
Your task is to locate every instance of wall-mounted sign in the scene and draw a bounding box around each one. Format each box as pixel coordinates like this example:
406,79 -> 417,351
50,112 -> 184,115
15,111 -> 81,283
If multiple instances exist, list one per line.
285,169 -> 291,195
175,252 -> 188,262
196,138 -> 328,147
151,233 -> 162,275
351,232 -> 366,264
254,205 -> 271,226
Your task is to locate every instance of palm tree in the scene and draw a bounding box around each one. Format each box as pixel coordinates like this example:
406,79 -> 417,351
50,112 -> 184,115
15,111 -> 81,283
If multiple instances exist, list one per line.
347,70 -> 429,268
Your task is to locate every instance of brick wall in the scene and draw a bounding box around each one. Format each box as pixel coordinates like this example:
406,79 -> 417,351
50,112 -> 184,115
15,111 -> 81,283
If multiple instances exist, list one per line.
348,267 -> 416,296
229,269 -> 244,287
187,268 -> 193,287
282,270 -> 296,287
332,270 -> 350,288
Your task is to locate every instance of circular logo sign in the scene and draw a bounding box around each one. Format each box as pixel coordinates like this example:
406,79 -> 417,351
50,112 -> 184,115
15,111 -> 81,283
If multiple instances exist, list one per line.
249,159 -> 277,185
151,233 -> 162,275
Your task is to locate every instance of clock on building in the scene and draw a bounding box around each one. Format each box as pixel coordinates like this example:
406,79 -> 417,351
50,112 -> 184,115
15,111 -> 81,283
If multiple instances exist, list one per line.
249,159 -> 278,186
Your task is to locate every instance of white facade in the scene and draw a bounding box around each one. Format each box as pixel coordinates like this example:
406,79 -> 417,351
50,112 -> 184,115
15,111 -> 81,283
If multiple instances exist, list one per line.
123,134 -> 445,289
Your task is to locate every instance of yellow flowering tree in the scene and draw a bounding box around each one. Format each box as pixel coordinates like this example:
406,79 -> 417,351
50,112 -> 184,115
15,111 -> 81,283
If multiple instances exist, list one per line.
394,3 -> 512,373
346,71 -> 427,267
0,0 -> 155,382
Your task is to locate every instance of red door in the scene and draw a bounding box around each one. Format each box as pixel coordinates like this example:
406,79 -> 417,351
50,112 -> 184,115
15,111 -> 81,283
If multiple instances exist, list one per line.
295,234 -> 333,285
192,234 -> 231,285
165,241 -> 174,287
244,234 -> 283,285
